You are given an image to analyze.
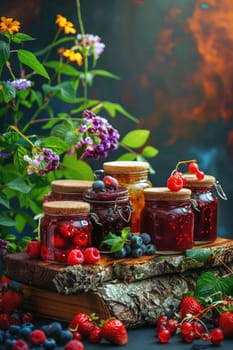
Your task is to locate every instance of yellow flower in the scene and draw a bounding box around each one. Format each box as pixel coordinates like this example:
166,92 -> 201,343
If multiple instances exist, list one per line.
0,16 -> 20,34
63,49 -> 83,66
56,14 -> 76,34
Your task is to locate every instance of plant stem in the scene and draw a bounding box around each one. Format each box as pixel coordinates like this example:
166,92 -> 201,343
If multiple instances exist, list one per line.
76,0 -> 88,105
10,125 -> 34,147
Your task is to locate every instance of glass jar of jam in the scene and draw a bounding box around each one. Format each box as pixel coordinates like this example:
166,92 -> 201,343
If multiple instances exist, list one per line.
40,201 -> 92,264
141,187 -> 194,254
103,161 -> 152,234
184,174 -> 224,244
83,187 -> 132,248
44,179 -> 93,202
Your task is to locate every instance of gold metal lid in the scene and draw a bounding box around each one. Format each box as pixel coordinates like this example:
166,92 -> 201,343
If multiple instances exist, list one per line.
51,180 -> 93,193
43,201 -> 90,215
103,161 -> 149,173
144,187 -> 192,201
184,174 -> 216,188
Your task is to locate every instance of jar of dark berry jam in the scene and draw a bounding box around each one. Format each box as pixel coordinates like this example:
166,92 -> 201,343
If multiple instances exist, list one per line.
103,161 -> 152,234
184,174 -> 226,244
40,201 -> 92,264
83,187 -> 132,248
44,179 -> 93,202
141,187 -> 194,254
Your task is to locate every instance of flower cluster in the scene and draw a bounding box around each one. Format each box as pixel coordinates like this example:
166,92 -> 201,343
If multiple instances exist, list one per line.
24,148 -> 60,175
75,110 -> 120,159
0,239 -> 8,256
77,34 -> 105,59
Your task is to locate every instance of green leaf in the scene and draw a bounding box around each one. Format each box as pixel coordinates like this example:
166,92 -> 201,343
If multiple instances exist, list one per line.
62,155 -> 94,180
121,129 -> 150,149
89,69 -> 120,80
117,152 -> 137,161
7,177 -> 33,194
11,32 -> 35,43
0,41 -> 10,69
99,101 -> 138,122
17,49 -> 49,79
142,146 -> 159,158
13,145 -> 28,173
0,192 -> 10,208
70,100 -> 100,114
40,136 -> 68,155
45,61 -> 81,76
194,272 -> 232,300
185,248 -> 221,263
0,214 -> 16,227
0,81 -> 16,103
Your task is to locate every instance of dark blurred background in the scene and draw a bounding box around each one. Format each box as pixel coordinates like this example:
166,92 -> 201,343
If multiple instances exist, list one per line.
1,0 -> 233,238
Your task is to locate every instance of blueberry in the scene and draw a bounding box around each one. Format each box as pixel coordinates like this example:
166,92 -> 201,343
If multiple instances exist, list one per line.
124,244 -> 132,256
131,247 -> 143,258
5,338 -> 16,350
92,180 -> 105,192
0,330 -> 5,344
42,321 -> 62,339
140,232 -> 151,244
9,324 -> 21,336
19,325 -> 32,340
113,247 -> 127,259
44,337 -> 57,350
145,243 -> 156,255
140,243 -> 147,254
127,232 -> 134,240
131,235 -> 143,248
58,329 -> 73,345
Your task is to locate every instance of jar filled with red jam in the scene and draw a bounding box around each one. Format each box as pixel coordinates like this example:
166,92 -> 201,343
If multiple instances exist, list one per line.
40,201 -> 92,264
103,161 -> 152,234
83,186 -> 132,248
141,187 -> 194,254
184,174 -> 221,244
44,179 -> 93,202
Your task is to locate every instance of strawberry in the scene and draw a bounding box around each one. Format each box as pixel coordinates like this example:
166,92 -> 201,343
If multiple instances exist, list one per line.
26,240 -> 41,258
100,318 -> 128,345
68,312 -> 95,337
2,286 -> 24,314
219,311 -> 233,337
178,295 -> 202,319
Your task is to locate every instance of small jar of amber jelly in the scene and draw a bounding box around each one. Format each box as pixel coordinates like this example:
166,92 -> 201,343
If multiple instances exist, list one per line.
141,187 -> 194,254
184,174 -> 226,244
103,161 -> 152,234
40,201 -> 92,264
83,187 -> 132,248
44,179 -> 93,202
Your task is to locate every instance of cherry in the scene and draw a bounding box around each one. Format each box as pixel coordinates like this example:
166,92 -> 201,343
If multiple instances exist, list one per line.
157,328 -> 171,343
167,173 -> 184,192
188,162 -> 199,174
209,328 -> 224,345
166,318 -> 179,335
192,320 -> 204,338
103,175 -> 119,190
180,321 -> 193,335
196,170 -> 205,180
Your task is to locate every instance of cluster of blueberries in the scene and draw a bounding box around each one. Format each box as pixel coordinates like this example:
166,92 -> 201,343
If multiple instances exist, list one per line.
0,320 -> 73,349
113,232 -> 156,259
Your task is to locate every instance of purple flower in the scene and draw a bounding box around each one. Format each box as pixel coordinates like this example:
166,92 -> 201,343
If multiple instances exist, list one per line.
9,78 -> 32,91
0,239 -> 8,256
24,148 -> 59,175
77,34 -> 105,58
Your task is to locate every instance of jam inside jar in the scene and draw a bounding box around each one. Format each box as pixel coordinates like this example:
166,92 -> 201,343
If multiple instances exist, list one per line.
184,174 -> 221,244
103,161 -> 152,234
83,187 -> 132,249
141,187 -> 194,254
40,201 -> 92,264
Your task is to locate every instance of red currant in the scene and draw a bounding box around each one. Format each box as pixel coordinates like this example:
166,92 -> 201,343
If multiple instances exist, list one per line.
188,162 -> 199,174
180,321 -> 193,335
192,320 -> 204,338
209,328 -> 224,345
167,173 -> 183,192
157,328 -> 171,343
182,331 -> 195,343
166,318 -> 178,335
156,315 -> 168,330
196,170 -> 205,180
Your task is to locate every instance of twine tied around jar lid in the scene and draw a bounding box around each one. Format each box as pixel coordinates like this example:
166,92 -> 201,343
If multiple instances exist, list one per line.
51,179 -> 93,193
103,160 -> 150,174
143,187 -> 192,201
43,200 -> 90,215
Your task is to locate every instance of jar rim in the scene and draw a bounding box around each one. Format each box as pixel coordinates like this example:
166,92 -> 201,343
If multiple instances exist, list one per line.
184,174 -> 216,187
103,160 -> 149,173
51,179 -> 93,193
144,187 -> 192,200
43,200 -> 90,215
83,186 -> 129,201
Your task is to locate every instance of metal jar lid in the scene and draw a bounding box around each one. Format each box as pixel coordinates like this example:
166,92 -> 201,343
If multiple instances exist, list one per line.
143,187 -> 192,201
103,161 -> 149,174
43,201 -> 90,215
51,179 -> 93,193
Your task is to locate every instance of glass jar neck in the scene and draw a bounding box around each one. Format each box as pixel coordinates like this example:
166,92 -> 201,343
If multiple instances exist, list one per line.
146,199 -> 191,208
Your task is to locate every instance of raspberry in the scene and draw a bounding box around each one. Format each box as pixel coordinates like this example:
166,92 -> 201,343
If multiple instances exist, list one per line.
84,247 -> 100,264
64,339 -> 84,350
29,329 -> 46,346
73,231 -> 89,247
67,248 -> 84,265
12,339 -> 29,350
